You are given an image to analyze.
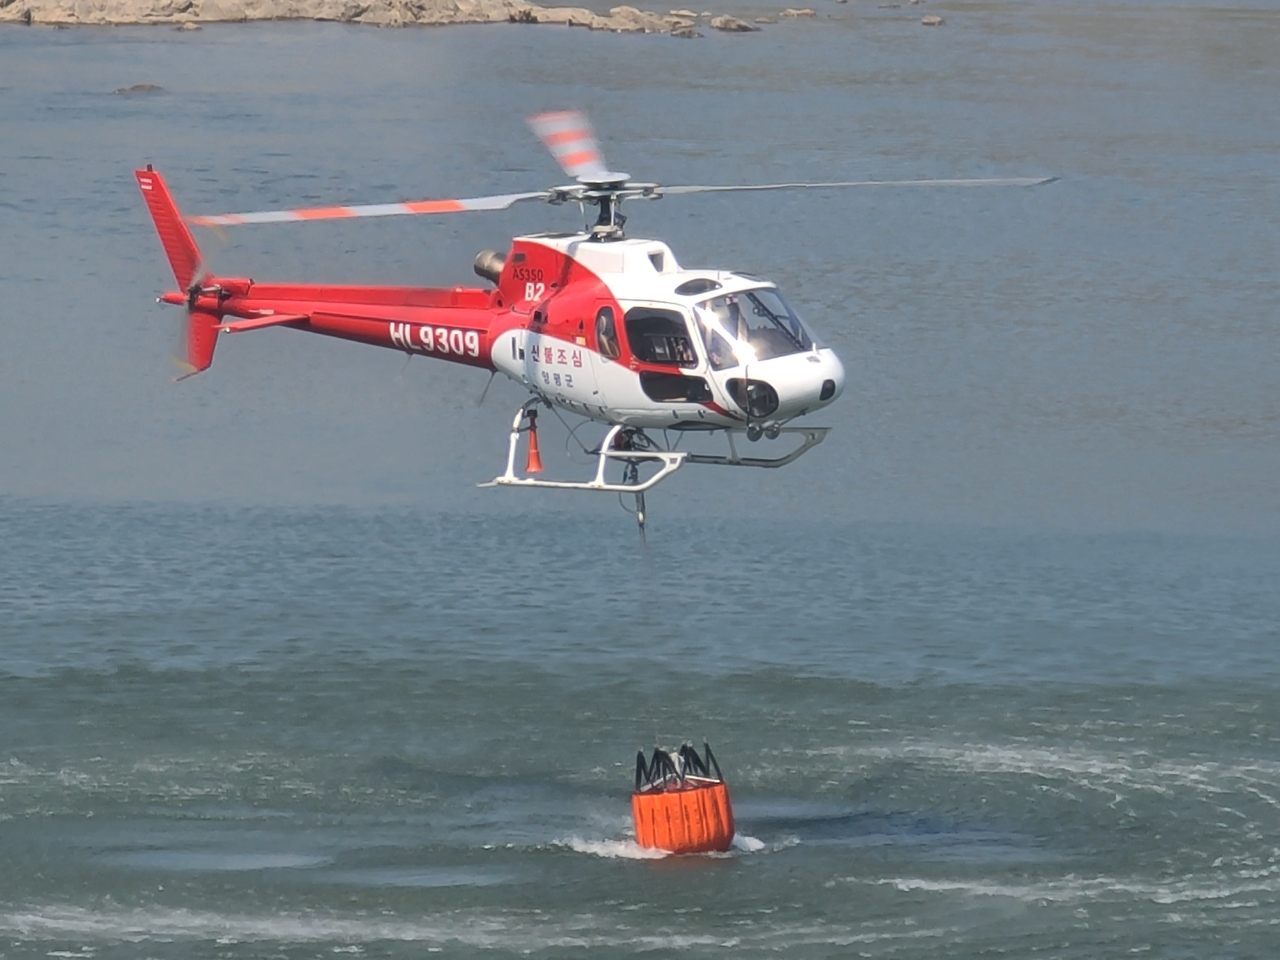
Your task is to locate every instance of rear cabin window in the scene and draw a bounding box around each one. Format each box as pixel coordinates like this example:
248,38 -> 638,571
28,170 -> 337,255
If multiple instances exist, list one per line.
624,308 -> 697,368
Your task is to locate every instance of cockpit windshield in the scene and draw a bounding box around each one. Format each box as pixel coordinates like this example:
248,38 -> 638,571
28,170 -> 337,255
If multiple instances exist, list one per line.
693,287 -> 815,371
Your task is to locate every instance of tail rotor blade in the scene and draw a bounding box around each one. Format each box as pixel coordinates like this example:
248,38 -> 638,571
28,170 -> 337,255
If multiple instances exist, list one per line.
188,191 -> 550,229
527,110 -> 610,181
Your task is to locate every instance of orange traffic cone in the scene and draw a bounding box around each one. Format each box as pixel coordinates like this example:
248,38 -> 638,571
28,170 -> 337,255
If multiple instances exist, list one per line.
525,414 -> 544,474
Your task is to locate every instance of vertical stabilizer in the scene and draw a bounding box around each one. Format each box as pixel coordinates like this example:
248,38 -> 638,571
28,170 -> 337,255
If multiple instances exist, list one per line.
135,166 -> 204,292
179,310 -> 221,379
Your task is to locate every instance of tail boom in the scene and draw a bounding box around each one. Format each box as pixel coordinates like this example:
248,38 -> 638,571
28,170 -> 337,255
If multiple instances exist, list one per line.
137,166 -> 500,378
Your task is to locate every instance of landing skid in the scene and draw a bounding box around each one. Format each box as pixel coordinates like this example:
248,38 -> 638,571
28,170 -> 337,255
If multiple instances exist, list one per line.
685,426 -> 830,469
479,401 -> 831,534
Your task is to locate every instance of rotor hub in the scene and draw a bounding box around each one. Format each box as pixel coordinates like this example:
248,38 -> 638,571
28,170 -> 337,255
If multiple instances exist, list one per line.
577,171 -> 630,188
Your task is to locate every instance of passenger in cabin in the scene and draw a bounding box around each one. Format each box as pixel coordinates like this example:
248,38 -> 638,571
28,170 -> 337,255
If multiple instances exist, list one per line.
595,307 -> 620,359
673,337 -> 695,365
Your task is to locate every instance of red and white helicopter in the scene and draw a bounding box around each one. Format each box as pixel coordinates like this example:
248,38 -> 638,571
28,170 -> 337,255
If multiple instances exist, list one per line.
138,111 -> 1052,529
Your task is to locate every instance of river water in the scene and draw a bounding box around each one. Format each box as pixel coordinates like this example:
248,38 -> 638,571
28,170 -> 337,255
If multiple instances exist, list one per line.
2,2 -> 1279,957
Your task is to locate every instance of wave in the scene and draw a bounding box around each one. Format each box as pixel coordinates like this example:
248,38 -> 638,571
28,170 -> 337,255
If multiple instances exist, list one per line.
0,903 -> 949,950
861,872 -> 1280,906
561,833 -> 772,860
560,837 -> 669,860
0,904 -> 709,948
826,741 -> 1280,804
103,852 -> 331,871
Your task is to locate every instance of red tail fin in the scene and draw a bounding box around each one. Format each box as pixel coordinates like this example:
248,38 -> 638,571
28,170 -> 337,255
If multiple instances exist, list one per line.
137,167 -> 218,378
135,166 -> 204,291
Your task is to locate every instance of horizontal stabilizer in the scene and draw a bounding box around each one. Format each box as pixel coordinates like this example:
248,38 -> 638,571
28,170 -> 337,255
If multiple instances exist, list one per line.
217,314 -> 309,333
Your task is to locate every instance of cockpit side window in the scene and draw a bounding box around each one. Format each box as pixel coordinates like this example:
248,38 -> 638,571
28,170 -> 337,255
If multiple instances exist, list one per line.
695,308 -> 740,371
595,306 -> 621,359
624,307 -> 698,368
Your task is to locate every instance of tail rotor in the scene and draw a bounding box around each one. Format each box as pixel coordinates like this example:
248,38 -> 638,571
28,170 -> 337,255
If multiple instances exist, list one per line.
136,166 -> 221,378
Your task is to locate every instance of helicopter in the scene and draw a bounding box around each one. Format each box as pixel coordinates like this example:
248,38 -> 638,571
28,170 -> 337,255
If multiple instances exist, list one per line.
137,111 -> 1053,530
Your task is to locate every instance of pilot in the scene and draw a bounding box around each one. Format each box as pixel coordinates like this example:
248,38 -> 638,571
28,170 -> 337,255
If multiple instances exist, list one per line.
706,329 -> 734,370
725,296 -> 749,342
696,307 -> 732,370
707,339 -> 726,369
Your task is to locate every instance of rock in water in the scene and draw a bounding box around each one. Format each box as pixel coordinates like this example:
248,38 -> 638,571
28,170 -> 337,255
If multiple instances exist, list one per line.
114,83 -> 164,93
921,13 -> 943,25
710,14 -> 756,30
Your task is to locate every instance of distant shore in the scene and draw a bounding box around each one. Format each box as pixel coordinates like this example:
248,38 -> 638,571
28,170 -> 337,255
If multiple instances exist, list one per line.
0,0 -> 823,34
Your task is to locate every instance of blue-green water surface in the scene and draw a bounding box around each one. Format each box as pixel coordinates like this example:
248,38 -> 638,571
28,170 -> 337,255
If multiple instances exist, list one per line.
2,2 -> 1279,955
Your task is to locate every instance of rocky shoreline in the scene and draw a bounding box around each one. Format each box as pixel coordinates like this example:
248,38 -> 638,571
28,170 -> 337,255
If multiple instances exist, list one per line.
0,0 -> 824,33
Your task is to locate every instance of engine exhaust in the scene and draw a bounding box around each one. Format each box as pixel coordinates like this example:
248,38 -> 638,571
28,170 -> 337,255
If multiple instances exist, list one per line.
473,249 -> 506,285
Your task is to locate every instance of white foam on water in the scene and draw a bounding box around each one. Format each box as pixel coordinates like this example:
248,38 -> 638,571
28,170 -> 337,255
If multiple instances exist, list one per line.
0,905 -> 613,947
830,740 -> 1280,805
319,866 -> 515,889
863,873 -> 1280,906
0,904 -> 952,951
560,833 -> 774,860
104,851 -> 331,872
560,837 -> 669,860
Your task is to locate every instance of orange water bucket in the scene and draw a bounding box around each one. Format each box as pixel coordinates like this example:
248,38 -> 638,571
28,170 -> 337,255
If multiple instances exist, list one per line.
631,743 -> 735,854
632,780 -> 735,853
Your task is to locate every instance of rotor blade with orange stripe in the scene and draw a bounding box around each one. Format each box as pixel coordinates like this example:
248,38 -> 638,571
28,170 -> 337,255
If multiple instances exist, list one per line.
188,190 -> 551,228
661,177 -> 1058,196
526,110 -> 610,181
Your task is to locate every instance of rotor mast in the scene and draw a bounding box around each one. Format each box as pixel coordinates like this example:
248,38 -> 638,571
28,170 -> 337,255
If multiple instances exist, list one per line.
548,173 -> 661,241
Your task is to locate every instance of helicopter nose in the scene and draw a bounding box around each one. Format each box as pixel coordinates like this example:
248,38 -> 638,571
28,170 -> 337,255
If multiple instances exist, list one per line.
747,349 -> 845,421
819,350 -> 845,405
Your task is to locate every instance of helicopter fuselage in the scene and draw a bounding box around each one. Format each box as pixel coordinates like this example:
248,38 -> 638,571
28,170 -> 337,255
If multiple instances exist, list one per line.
193,230 -> 845,433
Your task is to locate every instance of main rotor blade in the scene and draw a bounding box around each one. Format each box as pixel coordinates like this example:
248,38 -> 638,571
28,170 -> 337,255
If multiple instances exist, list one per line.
527,110 -> 610,181
662,177 -> 1057,196
188,191 -> 550,228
